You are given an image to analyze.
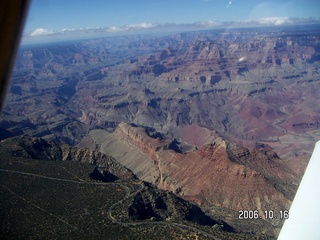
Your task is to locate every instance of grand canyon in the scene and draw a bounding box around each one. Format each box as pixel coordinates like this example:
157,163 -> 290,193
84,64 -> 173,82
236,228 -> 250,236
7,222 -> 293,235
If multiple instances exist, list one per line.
1,24 -> 320,239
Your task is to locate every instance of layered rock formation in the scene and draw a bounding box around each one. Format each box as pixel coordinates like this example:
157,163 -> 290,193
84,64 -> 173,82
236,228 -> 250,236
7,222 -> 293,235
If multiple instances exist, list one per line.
83,122 -> 304,226
1,25 -> 319,230
2,135 -> 242,239
3,26 -> 320,159
1,136 -> 135,180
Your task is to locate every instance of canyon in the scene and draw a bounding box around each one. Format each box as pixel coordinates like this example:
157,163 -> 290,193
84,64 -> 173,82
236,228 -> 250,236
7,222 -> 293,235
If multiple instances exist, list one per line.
79,122 -> 306,227
1,24 -> 320,237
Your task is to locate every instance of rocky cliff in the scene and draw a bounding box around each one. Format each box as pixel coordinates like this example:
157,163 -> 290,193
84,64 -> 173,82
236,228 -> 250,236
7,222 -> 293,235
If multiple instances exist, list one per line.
88,122 -> 303,226
1,136 -> 135,180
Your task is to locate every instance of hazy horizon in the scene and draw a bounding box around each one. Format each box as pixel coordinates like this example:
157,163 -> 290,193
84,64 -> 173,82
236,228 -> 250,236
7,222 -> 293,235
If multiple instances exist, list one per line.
22,0 -> 320,43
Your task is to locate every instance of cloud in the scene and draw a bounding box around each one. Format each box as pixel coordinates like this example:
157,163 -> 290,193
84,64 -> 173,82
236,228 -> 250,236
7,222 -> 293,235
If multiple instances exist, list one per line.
255,17 -> 293,26
248,17 -> 320,26
30,28 -> 55,36
194,21 -> 223,27
105,23 -> 159,32
126,23 -> 158,29
24,18 -> 320,42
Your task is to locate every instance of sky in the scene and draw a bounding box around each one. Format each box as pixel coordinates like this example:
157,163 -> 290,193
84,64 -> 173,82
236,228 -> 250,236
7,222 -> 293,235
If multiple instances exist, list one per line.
23,0 -> 320,41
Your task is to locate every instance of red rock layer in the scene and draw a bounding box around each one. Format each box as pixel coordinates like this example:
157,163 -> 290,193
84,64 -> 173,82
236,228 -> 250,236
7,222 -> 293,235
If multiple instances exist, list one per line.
113,123 -> 300,215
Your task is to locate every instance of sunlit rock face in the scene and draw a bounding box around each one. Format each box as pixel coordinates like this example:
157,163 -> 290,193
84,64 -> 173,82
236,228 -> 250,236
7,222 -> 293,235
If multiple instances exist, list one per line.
85,122 -> 302,222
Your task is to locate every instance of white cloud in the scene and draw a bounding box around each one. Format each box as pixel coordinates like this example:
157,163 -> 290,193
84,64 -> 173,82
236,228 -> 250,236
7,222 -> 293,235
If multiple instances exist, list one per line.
24,18 -> 320,43
195,21 -> 223,27
30,28 -> 55,36
256,17 -> 293,26
61,28 -> 75,32
105,23 -> 158,32
127,23 -> 157,29
107,26 -> 124,32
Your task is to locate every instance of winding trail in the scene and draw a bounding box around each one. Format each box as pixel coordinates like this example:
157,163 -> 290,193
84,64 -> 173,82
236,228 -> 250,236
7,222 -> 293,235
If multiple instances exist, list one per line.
0,168 -> 219,239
